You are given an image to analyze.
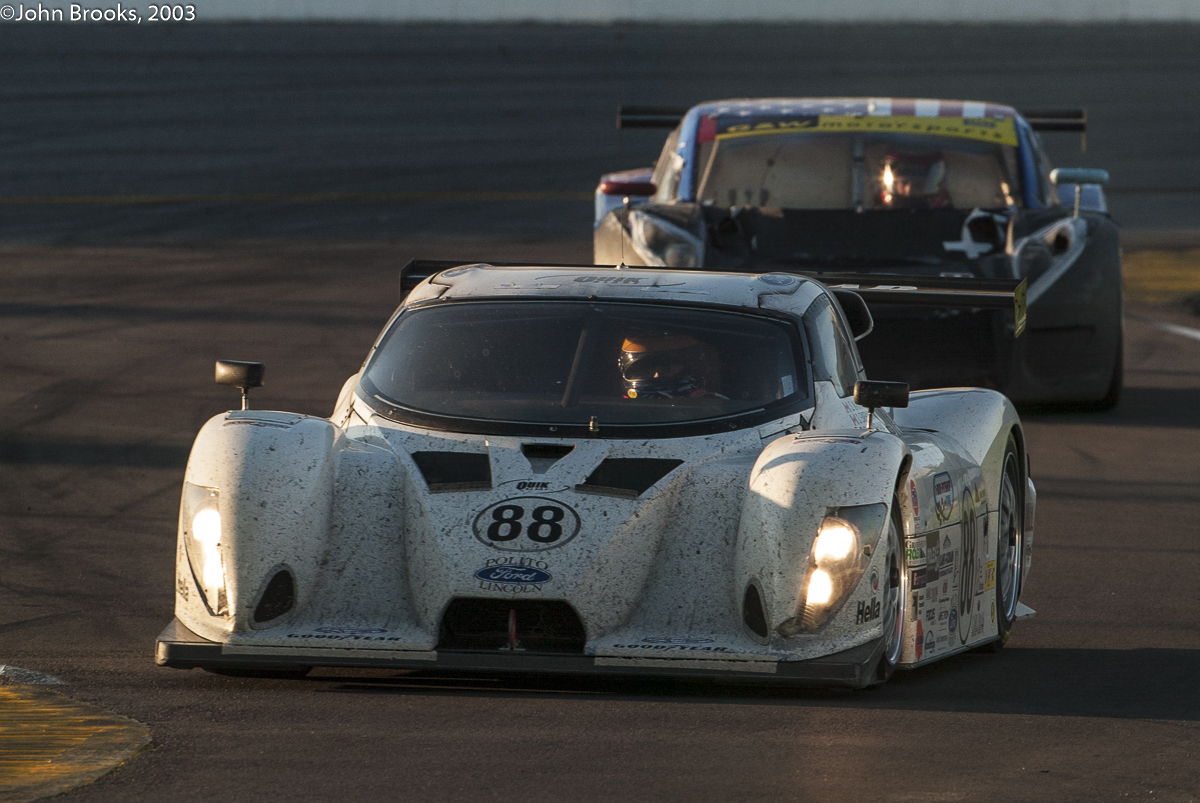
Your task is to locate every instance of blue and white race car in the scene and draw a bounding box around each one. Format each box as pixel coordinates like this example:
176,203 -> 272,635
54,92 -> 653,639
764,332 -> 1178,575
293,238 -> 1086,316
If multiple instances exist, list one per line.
595,98 -> 1122,407
156,261 -> 1034,688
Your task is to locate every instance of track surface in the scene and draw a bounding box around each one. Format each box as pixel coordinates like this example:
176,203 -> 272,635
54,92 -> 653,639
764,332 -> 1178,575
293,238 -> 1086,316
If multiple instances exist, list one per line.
1,23 -> 1199,803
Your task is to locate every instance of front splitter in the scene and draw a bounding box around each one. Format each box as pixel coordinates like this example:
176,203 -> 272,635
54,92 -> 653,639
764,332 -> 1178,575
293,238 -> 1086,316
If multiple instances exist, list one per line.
156,619 -> 886,688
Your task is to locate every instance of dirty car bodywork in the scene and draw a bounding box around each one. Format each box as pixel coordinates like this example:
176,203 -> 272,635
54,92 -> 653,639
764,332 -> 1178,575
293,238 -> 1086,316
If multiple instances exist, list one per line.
156,264 -> 1035,688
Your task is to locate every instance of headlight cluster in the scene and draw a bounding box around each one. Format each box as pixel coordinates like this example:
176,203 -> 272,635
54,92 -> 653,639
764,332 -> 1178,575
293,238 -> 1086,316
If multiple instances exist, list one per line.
628,210 -> 703,269
181,483 -> 228,616
791,504 -> 888,634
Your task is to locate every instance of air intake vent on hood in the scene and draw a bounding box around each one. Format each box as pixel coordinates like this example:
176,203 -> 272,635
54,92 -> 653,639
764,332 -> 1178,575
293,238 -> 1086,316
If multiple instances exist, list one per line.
411,451 -> 491,492
576,458 -> 683,498
521,443 -> 574,474
253,570 -> 295,624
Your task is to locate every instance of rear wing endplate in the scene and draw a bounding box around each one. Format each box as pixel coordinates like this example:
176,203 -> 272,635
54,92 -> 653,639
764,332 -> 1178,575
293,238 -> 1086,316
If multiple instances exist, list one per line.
616,106 -> 689,129
805,273 -> 1027,337
401,260 -> 1026,337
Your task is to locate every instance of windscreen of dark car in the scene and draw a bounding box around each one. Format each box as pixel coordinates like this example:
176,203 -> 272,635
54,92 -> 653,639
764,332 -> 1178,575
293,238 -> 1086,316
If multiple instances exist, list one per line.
696,131 -> 1022,212
360,300 -> 810,436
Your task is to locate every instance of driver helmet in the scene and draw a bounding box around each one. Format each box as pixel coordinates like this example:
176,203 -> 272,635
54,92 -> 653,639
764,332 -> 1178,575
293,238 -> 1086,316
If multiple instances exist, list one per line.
879,151 -> 949,209
619,334 -> 719,399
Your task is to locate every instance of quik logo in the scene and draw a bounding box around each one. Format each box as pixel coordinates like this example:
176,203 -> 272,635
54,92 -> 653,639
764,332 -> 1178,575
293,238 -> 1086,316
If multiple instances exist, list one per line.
856,598 -> 881,624
574,275 -> 643,284
516,481 -> 550,491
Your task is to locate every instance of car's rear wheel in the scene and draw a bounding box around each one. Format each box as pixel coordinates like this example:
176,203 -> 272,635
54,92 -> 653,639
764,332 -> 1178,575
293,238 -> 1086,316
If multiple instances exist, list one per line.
980,436 -> 1022,652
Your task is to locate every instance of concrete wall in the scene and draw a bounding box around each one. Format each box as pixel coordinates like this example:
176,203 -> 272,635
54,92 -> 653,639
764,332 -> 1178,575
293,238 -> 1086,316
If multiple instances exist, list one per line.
196,0 -> 1200,22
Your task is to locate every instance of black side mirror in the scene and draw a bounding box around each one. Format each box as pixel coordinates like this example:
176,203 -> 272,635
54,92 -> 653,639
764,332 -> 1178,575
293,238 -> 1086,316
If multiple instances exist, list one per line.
853,380 -> 909,429
831,290 -> 874,341
215,360 -> 265,410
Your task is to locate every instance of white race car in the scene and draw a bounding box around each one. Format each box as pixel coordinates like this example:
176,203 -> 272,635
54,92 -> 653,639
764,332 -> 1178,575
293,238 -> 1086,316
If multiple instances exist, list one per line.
156,262 -> 1035,687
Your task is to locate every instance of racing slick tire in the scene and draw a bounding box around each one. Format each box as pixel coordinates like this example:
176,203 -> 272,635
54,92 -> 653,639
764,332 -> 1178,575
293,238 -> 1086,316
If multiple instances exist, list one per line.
868,498 -> 908,685
978,436 -> 1023,652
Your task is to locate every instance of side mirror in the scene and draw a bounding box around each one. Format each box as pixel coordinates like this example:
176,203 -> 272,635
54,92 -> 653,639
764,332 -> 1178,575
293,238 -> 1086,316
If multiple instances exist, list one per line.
1049,168 -> 1109,186
853,380 -> 909,429
215,360 -> 265,410
831,290 -> 874,341
1050,168 -> 1110,218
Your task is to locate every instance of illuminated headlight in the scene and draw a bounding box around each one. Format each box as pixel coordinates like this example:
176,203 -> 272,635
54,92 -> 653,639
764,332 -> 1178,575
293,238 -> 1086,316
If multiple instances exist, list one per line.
628,210 -> 703,269
180,483 -> 228,616
788,504 -> 888,635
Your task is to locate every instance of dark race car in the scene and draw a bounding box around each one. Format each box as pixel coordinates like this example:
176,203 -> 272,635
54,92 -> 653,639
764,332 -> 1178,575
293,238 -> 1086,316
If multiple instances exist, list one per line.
594,98 -> 1122,408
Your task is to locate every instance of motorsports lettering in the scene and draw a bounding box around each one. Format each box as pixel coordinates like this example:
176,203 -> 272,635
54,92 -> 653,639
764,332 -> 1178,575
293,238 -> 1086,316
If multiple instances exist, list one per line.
472,496 -> 582,551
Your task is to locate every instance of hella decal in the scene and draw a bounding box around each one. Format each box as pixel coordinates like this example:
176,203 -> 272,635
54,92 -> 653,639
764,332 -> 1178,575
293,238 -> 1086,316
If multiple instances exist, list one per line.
856,598 -> 881,624
642,636 -> 715,645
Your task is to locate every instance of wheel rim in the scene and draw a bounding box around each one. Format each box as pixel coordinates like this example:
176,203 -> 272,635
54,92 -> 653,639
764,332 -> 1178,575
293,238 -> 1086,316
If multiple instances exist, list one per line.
997,453 -> 1022,623
882,511 -> 907,666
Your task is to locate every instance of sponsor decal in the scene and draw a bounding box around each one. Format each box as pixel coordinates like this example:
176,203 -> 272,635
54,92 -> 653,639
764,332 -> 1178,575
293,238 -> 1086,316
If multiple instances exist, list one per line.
795,436 -> 863,445
475,558 -> 552,593
938,545 -> 955,580
984,560 -> 996,591
938,608 -> 949,624
909,479 -> 920,517
316,627 -> 387,635
940,579 -> 951,602
642,636 -> 715,645
472,497 -> 582,551
991,600 -> 996,625
915,619 -> 924,660
924,604 -> 935,625
925,532 -> 940,580
715,114 -> 1019,147
910,568 -> 927,591
856,597 -> 881,624
758,274 -> 797,286
904,538 -> 927,567
870,568 -> 880,592
573,275 -> 644,284
949,605 -> 958,635
614,643 -> 732,653
925,629 -> 936,655
934,473 -> 955,523
223,419 -> 292,429
516,481 -> 550,491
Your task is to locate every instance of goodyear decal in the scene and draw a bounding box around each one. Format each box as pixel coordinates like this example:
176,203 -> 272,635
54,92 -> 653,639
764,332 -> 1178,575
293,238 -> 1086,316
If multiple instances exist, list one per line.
717,115 -> 1018,147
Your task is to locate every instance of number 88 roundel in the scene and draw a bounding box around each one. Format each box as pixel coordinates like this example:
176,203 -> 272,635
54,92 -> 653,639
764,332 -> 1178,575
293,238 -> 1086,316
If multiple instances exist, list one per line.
471,497 -> 583,552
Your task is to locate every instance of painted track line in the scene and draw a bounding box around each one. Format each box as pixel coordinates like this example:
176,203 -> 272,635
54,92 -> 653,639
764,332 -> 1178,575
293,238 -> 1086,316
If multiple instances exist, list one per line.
1129,314 -> 1200,343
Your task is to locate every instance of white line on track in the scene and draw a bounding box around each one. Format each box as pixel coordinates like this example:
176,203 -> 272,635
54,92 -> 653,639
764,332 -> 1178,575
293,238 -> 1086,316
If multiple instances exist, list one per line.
1129,314 -> 1200,343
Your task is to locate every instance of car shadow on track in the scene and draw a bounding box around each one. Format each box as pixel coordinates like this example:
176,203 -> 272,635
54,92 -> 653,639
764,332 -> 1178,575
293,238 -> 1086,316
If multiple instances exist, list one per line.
303,646 -> 1200,722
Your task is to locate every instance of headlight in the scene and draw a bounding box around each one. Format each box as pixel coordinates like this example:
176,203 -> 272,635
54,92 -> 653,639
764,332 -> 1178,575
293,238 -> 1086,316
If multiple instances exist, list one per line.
181,483 -> 228,616
786,504 -> 888,635
628,210 -> 703,269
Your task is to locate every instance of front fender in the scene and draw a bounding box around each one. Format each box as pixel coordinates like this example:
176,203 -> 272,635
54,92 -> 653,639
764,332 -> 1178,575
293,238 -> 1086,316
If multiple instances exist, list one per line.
735,430 -> 908,641
177,411 -> 342,640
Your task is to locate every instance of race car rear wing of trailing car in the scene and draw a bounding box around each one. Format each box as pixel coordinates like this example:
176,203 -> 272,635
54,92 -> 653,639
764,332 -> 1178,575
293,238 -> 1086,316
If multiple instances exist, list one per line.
616,105 -> 1087,148
400,260 -> 1027,337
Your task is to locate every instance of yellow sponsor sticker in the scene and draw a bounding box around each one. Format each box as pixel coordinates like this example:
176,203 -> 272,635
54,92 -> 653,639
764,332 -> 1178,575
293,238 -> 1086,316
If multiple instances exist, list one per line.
718,115 -> 1019,147
984,560 -> 997,591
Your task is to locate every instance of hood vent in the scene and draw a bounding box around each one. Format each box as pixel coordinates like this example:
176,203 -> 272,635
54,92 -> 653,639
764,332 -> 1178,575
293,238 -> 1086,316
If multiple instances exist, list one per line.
743,583 -> 769,639
411,451 -> 491,492
438,599 -> 586,653
576,458 -> 683,498
521,443 -> 575,474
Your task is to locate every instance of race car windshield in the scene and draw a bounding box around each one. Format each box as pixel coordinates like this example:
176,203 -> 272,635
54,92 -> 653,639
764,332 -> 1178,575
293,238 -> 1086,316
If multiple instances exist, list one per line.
696,132 -> 1021,211
360,301 -> 809,433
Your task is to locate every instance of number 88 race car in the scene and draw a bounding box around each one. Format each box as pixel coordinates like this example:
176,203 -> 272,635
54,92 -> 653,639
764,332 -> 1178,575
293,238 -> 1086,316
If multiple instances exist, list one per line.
155,261 -> 1035,687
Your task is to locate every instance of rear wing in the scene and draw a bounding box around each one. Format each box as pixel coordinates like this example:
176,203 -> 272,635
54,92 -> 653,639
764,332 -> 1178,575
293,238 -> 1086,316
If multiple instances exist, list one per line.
400,260 -> 1026,337
616,104 -> 1087,148
804,273 -> 1027,337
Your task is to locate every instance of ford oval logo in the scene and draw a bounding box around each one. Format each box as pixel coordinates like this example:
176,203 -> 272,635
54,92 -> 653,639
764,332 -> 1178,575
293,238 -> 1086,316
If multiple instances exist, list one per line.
474,565 -> 552,584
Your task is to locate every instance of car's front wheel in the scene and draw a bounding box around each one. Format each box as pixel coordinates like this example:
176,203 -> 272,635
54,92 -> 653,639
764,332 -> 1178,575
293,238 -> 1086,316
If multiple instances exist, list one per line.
870,498 -> 908,685
980,436 -> 1023,652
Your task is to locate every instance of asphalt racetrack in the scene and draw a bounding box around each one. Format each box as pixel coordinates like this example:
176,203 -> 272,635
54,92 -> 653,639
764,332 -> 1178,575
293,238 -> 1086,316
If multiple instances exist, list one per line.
1,23 -> 1199,802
